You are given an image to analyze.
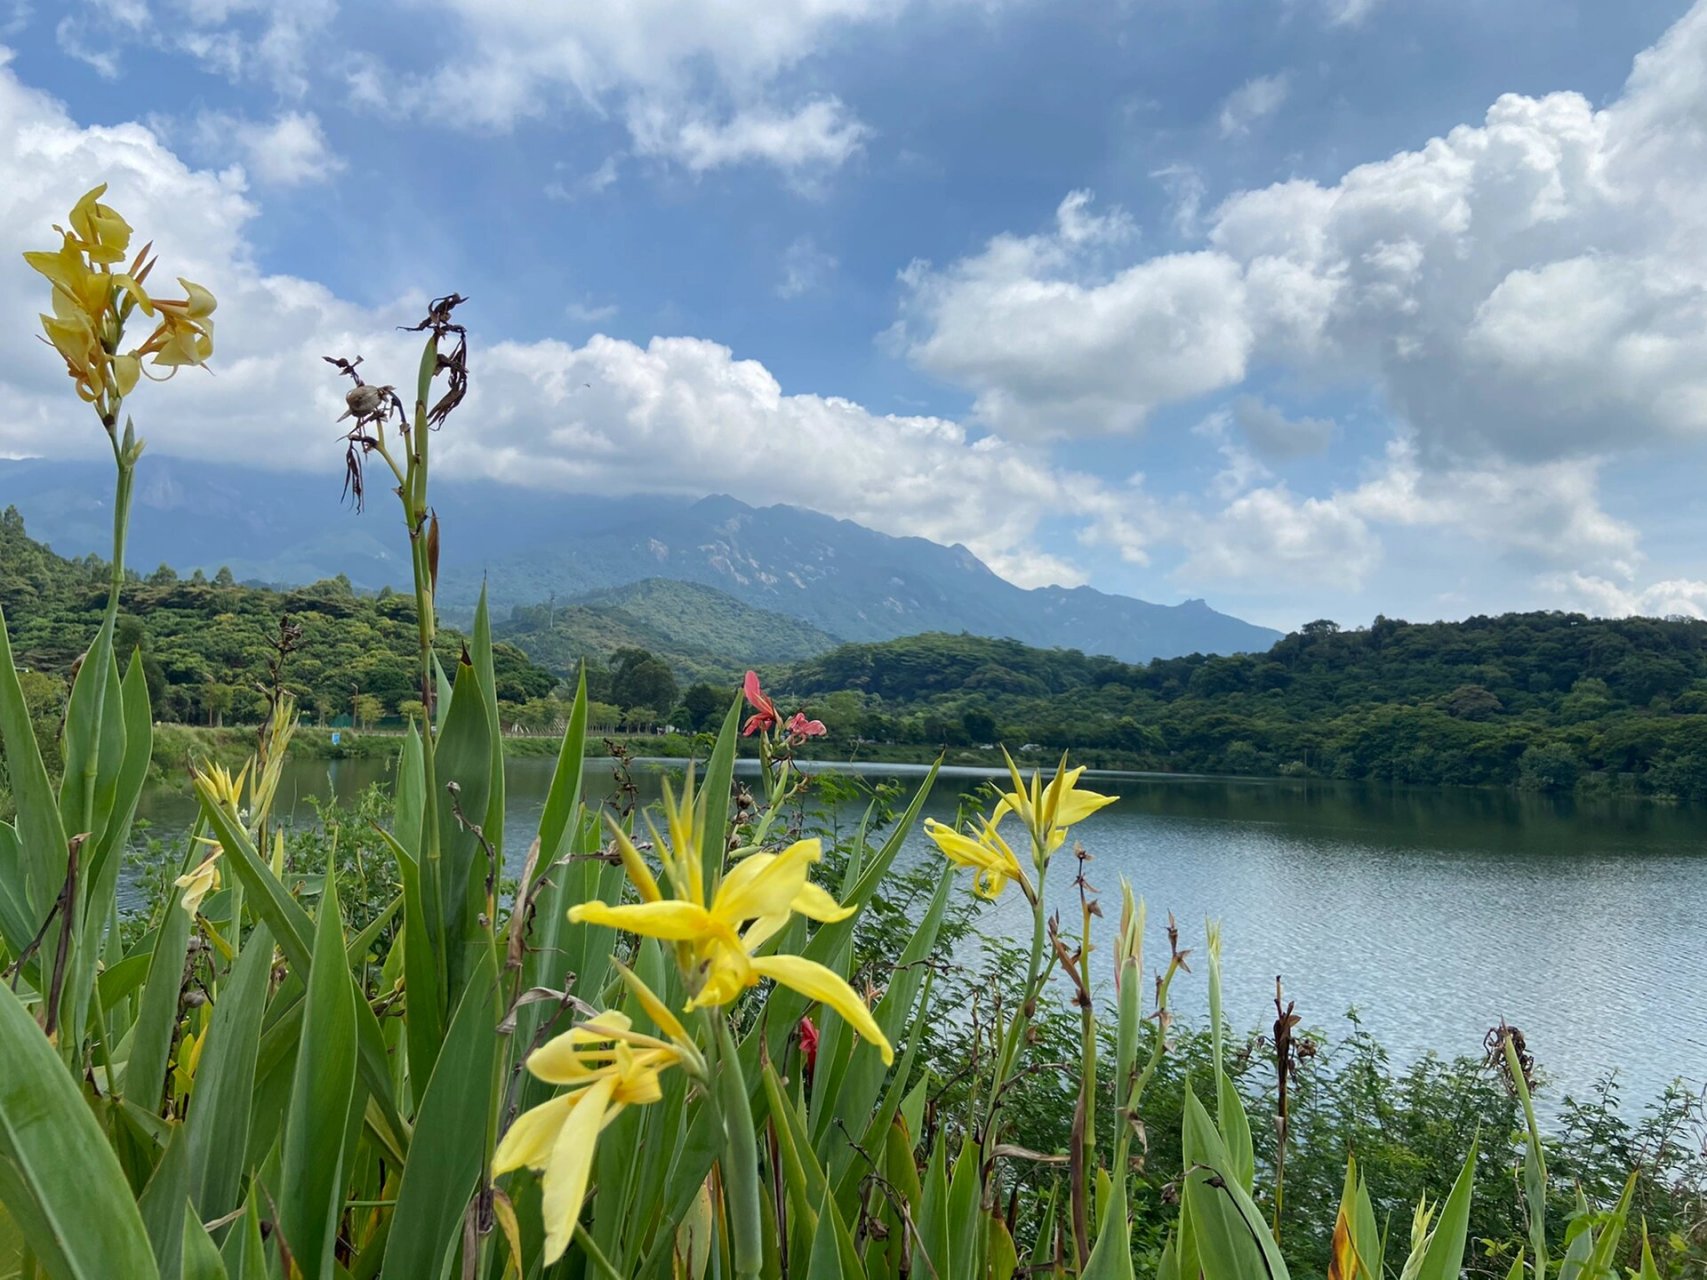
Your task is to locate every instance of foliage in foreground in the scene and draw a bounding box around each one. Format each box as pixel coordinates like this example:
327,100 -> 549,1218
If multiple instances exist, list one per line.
0,185 -> 1696,1280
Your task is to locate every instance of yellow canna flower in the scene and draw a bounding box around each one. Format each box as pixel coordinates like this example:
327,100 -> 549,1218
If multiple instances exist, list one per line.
23,185 -> 216,415
135,279 -> 215,369
495,967 -> 699,1263
924,814 -> 1033,903
65,184 -> 133,264
570,827 -> 892,1066
175,842 -> 223,916
193,759 -> 250,819
995,749 -> 1117,854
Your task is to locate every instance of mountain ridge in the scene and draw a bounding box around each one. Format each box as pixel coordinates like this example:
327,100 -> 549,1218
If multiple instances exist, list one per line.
0,457 -> 1281,664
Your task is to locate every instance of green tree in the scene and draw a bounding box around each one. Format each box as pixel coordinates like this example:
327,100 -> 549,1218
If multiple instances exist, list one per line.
680,682 -> 724,731
610,648 -> 678,715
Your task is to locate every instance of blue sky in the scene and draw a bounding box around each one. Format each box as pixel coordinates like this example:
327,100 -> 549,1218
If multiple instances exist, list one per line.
2,0 -> 1705,631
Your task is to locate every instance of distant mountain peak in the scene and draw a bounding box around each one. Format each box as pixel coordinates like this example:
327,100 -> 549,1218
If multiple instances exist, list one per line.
0,457 -> 1282,664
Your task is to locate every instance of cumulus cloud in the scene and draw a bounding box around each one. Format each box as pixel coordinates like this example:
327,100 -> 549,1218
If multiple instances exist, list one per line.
0,54 -> 1108,591
896,191 -> 1250,439
1217,73 -> 1290,138
1548,574 -> 1707,620
899,2 -> 1707,466
628,98 -> 869,176
194,110 -> 345,186
351,0 -> 909,178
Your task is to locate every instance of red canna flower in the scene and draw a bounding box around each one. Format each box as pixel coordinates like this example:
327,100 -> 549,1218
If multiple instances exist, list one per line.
741,670 -> 778,736
785,711 -> 827,742
798,1015 -> 820,1077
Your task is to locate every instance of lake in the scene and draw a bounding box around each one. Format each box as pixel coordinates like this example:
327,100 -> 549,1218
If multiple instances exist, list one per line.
133,755 -> 1707,1110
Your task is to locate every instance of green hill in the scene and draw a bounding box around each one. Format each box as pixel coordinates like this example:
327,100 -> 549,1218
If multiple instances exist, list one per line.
767,616 -> 1707,798
0,507 -> 556,726
496,579 -> 840,683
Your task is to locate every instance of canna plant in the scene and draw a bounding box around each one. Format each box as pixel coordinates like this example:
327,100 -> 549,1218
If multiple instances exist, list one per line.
0,181 -> 1658,1280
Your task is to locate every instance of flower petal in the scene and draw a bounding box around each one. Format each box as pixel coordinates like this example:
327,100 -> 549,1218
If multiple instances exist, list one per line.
568,899 -> 723,942
493,1091 -> 578,1174
540,1075 -> 617,1263
749,954 -> 892,1065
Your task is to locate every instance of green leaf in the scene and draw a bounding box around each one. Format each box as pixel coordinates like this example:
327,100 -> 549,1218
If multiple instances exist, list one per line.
0,604 -> 70,920
124,839 -> 195,1105
0,981 -> 159,1279
697,696 -> 743,891
945,1134 -> 982,1278
912,1127 -> 952,1279
186,924 -> 273,1222
470,587 -> 506,866
1181,1090 -> 1289,1280
1413,1138 -> 1478,1280
180,1199 -> 229,1280
433,657 -> 494,997
218,1190 -> 268,1280
278,857 -> 359,1278
387,729 -> 443,1094
138,1122 -> 191,1277
382,947 -> 498,1279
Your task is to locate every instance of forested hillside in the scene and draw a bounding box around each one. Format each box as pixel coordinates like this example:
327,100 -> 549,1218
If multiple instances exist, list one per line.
773,616 -> 1707,797
496,578 -> 839,683
0,507 -> 556,726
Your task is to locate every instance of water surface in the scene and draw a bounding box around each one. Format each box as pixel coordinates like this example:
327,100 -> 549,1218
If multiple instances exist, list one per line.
134,756 -> 1707,1108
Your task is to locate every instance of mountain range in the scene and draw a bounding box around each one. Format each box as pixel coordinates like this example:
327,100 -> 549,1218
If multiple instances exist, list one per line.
0,457 -> 1281,664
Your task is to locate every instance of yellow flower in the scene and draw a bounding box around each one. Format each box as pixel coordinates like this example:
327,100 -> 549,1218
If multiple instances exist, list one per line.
175,843 -> 223,916
571,811 -> 892,1064
65,184 -> 133,264
494,965 -> 698,1263
924,815 -> 1033,903
193,759 -> 250,819
995,749 -> 1117,854
135,279 -> 215,369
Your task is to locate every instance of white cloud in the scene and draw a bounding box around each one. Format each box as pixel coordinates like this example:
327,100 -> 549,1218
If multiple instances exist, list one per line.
195,110 -> 345,186
1548,574 -> 1707,620
354,1 -> 914,177
629,98 -> 869,176
777,236 -> 837,299
545,156 -> 620,202
1217,73 -> 1290,138
0,54 -> 1111,592
900,2 -> 1707,459
896,190 -> 1251,439
62,0 -> 337,95
1183,483 -> 1380,589
55,16 -> 121,76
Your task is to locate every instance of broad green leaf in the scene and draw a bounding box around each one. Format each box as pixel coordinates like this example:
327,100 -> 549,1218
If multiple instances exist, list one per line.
1181,1090 -> 1289,1280
124,836 -> 195,1105
180,1200 -> 229,1280
278,859 -> 359,1278
0,604 -> 70,919
989,1213 -> 1020,1280
383,731 -> 443,1094
186,923 -> 273,1221
911,1127 -> 952,1279
946,1135 -> 982,1279
382,947 -> 498,1279
219,1189 -> 268,1280
1413,1139 -> 1478,1280
433,657 -> 493,998
0,981 -> 159,1279
697,697 -> 742,891
470,588 -> 506,866
138,1123 -> 191,1277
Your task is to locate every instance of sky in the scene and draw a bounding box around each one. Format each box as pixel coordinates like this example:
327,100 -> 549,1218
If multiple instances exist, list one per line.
1,0 -> 1705,632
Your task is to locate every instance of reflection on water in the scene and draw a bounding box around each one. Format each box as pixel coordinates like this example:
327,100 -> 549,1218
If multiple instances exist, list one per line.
133,756 -> 1707,1106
